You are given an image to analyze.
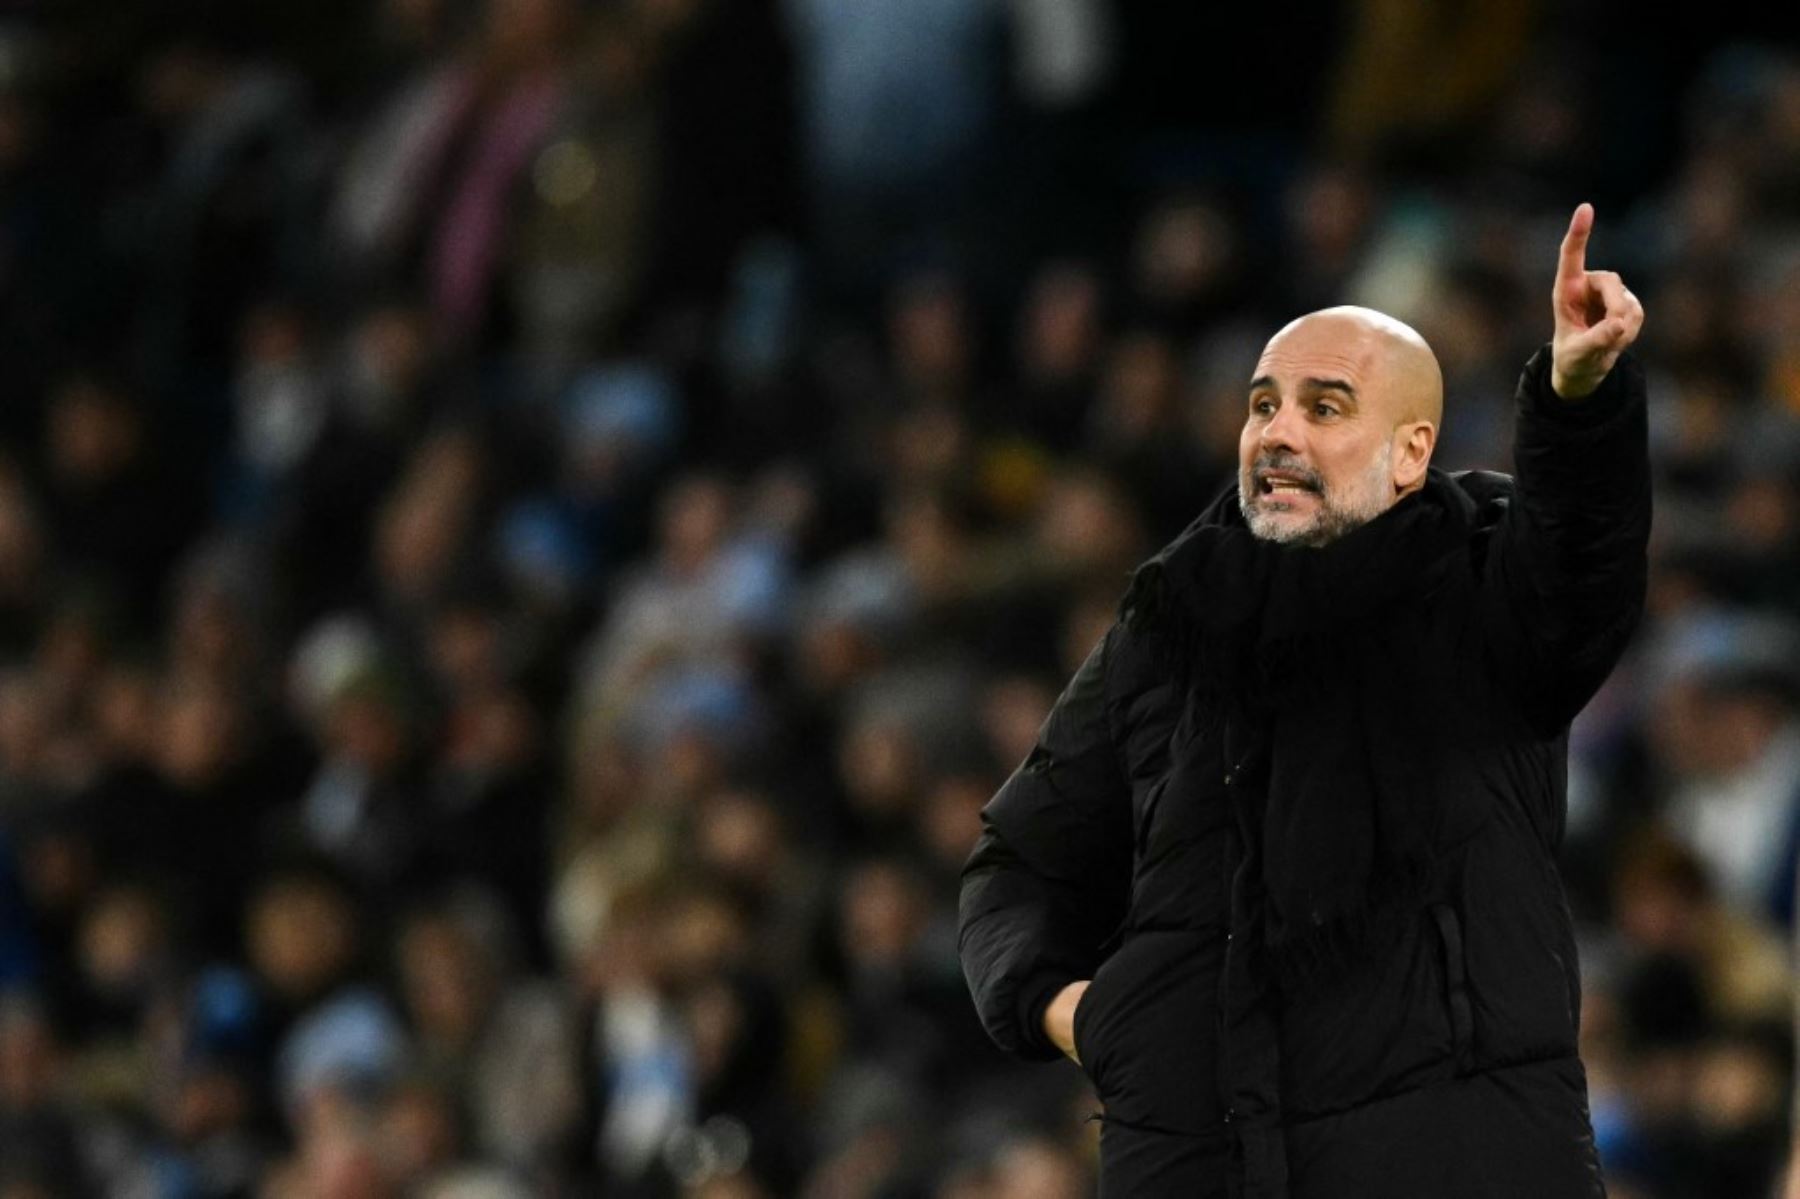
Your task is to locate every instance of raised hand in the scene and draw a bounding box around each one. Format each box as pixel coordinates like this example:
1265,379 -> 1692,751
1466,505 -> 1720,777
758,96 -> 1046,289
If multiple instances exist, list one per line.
1550,203 -> 1645,399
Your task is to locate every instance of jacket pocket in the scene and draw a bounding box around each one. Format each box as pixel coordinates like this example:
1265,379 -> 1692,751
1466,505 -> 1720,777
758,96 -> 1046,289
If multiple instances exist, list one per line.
1430,903 -> 1474,1075
1070,928 -> 1227,1136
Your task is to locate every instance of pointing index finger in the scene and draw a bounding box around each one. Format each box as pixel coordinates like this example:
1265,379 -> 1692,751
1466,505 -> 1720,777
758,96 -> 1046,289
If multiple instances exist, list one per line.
1558,202 -> 1594,288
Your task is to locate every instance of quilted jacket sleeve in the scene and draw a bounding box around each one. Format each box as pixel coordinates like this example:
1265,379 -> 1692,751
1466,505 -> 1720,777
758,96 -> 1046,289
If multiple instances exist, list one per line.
958,627 -> 1136,1060
1482,344 -> 1652,734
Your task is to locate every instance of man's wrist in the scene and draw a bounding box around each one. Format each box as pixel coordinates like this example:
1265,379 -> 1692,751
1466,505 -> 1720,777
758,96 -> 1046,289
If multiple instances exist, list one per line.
1043,980 -> 1089,1061
1018,969 -> 1079,1058
1550,364 -> 1602,400
1523,345 -> 1641,429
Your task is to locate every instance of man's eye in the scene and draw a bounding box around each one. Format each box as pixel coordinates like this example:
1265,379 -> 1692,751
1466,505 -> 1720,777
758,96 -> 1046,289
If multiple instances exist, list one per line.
1314,402 -> 1339,417
1252,399 -> 1275,416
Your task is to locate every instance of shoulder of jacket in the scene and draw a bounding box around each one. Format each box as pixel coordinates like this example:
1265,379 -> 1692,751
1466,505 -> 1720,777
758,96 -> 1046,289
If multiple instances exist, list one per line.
1446,469 -> 1515,528
1099,618 -> 1181,723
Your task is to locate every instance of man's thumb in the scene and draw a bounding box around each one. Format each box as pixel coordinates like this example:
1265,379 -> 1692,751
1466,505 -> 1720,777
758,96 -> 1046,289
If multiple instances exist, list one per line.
1570,319 -> 1622,352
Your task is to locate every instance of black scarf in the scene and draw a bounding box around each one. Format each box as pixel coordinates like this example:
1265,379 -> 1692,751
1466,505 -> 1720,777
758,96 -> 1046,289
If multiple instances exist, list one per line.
1122,468 -> 1481,983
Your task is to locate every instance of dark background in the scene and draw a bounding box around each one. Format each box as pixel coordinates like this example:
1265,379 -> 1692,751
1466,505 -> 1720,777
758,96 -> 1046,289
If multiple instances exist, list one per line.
0,2 -> 1796,1196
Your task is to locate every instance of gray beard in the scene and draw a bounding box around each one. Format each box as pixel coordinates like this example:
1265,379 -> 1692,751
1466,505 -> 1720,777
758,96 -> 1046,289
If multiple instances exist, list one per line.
1239,494 -> 1378,547
1238,442 -> 1396,547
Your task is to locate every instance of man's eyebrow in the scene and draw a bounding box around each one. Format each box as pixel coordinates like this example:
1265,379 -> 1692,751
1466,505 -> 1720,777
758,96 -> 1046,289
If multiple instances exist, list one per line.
1247,376 -> 1360,402
1301,377 -> 1358,399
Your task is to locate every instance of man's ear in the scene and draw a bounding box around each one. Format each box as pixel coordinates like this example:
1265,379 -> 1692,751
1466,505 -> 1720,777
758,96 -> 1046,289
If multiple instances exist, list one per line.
1392,421 -> 1436,490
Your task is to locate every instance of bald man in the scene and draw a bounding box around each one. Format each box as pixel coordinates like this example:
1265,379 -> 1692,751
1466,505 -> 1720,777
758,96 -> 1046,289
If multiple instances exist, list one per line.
1235,305 -> 1443,549
961,204 -> 1647,1197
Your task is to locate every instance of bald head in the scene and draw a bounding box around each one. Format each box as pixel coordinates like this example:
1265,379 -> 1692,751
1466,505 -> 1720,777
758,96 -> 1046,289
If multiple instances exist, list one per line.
1262,306 -> 1443,431
1237,306 -> 1443,546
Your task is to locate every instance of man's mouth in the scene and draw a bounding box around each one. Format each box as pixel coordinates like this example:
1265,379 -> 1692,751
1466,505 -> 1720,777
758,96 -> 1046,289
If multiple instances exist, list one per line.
1255,470 -> 1320,497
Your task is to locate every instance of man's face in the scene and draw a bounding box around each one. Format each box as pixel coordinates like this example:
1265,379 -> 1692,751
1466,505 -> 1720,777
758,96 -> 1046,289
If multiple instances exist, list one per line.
1237,317 -> 1412,546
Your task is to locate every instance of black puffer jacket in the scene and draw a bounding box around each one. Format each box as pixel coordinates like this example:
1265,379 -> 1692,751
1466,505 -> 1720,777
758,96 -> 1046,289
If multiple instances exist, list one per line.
960,347 -> 1648,1198
960,594 -> 1231,1194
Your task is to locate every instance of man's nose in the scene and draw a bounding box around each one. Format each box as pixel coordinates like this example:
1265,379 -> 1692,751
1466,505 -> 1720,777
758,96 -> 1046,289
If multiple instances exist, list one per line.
1260,401 -> 1303,453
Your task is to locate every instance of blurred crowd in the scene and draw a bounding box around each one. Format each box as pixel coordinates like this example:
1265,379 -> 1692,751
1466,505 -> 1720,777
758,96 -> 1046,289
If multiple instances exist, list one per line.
0,1 -> 1797,1197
